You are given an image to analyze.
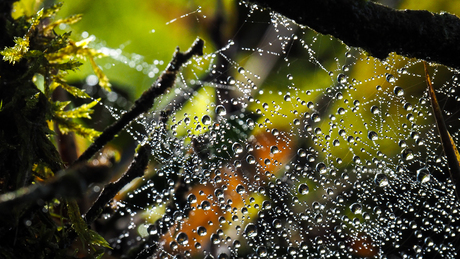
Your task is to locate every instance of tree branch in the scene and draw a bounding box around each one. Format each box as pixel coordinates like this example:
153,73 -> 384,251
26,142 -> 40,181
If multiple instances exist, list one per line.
0,164 -> 110,215
250,0 -> 460,70
73,38 -> 204,164
84,144 -> 151,225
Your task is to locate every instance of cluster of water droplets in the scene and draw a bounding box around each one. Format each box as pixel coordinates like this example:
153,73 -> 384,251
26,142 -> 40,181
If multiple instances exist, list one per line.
101,2 -> 460,258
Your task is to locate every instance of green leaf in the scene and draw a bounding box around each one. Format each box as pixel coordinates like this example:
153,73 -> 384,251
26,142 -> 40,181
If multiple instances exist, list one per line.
89,55 -> 112,92
50,59 -> 83,71
44,14 -> 83,34
54,117 -> 101,141
0,36 -> 29,64
56,99 -> 100,119
53,78 -> 90,99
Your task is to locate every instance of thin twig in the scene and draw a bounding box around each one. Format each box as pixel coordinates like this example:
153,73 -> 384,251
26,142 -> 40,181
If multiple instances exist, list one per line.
84,144 -> 151,225
74,38 -> 204,164
424,62 -> 460,200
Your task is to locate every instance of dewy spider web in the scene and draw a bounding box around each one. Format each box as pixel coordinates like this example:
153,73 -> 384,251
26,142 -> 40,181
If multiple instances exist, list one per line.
97,2 -> 460,258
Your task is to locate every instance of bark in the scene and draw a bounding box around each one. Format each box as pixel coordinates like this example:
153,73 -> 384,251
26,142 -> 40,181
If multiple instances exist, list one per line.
250,0 -> 460,70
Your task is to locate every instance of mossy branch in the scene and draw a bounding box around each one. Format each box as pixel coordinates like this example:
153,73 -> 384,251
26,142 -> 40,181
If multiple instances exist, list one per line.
250,0 -> 460,69
74,38 -> 204,164
0,164 -> 110,214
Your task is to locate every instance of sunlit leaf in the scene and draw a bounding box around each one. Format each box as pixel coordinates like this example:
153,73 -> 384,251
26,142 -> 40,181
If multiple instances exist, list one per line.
55,98 -> 100,119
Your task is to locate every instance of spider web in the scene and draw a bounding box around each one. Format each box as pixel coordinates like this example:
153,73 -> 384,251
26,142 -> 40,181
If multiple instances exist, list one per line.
92,2 -> 460,258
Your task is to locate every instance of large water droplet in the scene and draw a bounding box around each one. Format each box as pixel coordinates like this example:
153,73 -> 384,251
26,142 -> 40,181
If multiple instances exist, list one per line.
350,203 -> 362,214
236,184 -> 246,194
316,162 -> 327,174
374,173 -> 389,187
368,131 -> 378,141
232,142 -> 243,154
394,86 -> 404,96
386,73 -> 395,83
197,226 -> 207,236
176,232 -> 189,246
215,105 -> 227,116
202,114 -> 211,125
417,168 -> 430,183
298,183 -> 309,195
244,223 -> 258,238
210,233 -> 220,244
227,76 -> 236,85
257,246 -> 268,257
187,194 -> 197,203
402,148 -> 414,161
201,200 -> 211,210
337,73 -> 347,84
270,145 -> 279,154
312,113 -> 321,122
370,105 -> 380,114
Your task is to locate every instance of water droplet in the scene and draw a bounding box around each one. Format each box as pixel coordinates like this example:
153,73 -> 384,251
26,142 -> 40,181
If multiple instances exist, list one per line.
370,105 -> 380,114
215,105 -> 226,116
284,94 -> 291,101
197,226 -> 207,236
398,140 -> 407,148
176,232 -> 189,246
201,200 -> 211,210
312,113 -> 321,122
257,246 -> 268,257
232,143 -> 243,154
374,173 -> 389,187
386,73 -> 395,83
210,233 -> 220,244
368,131 -> 378,141
296,149 -> 306,158
394,86 -> 404,96
272,219 -> 282,229
287,74 -> 293,80
316,162 -> 327,174
337,73 -> 347,84
238,67 -> 245,74
187,194 -> 197,203
350,203 -> 362,214
402,148 -> 414,161
270,146 -> 279,154
425,237 -> 434,247
337,107 -> 346,115
227,76 -> 236,85
202,115 -> 211,125
246,155 -> 256,164
236,184 -> 246,194
403,102 -> 413,111
298,183 -> 309,195
244,223 -> 258,238
417,168 -> 430,183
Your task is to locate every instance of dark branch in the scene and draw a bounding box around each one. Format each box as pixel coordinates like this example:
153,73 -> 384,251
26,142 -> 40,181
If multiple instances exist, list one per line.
84,144 -> 151,224
250,0 -> 460,70
74,38 -> 204,164
0,164 -> 110,214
